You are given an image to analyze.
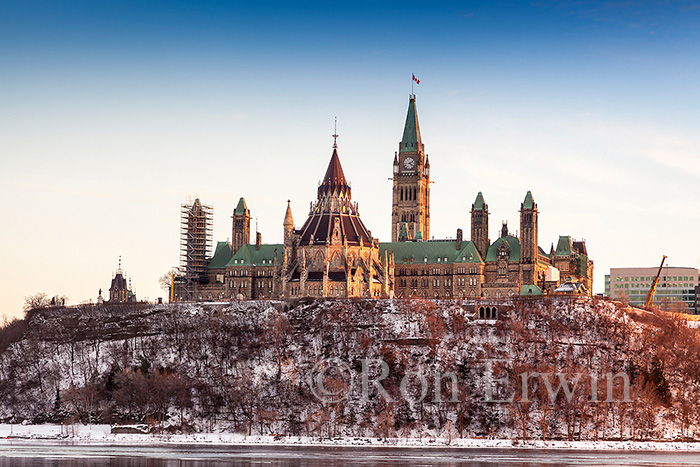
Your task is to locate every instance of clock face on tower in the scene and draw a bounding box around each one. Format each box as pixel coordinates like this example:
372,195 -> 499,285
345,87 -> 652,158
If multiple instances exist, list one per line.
403,157 -> 415,170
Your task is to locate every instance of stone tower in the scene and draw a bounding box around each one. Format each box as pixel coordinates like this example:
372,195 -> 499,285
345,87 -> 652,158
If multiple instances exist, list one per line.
519,191 -> 539,283
231,197 -> 250,254
470,192 -> 489,259
391,95 -> 430,242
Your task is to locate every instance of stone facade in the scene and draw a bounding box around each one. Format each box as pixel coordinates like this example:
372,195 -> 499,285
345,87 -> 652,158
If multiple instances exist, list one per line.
173,95 -> 593,302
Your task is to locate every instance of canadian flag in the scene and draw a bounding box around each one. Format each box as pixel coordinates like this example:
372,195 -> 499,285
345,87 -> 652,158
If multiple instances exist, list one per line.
412,74 -> 420,85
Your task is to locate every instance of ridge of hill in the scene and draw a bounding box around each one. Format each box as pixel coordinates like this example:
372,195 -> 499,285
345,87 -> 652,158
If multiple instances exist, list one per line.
1,297 -> 699,441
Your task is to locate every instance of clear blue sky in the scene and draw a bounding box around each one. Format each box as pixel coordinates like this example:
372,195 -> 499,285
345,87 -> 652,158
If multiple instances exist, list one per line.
2,1 -> 700,317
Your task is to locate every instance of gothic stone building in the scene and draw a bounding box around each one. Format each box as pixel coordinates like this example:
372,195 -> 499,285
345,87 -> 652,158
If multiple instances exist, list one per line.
180,95 -> 593,301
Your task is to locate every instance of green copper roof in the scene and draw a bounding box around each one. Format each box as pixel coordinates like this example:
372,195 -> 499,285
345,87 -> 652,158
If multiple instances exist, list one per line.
208,241 -> 233,269
538,246 -> 549,259
485,236 -> 521,262
520,284 -> 543,296
555,236 -> 573,256
458,241 -> 484,263
414,230 -> 423,240
380,240 -> 483,265
235,197 -> 248,215
227,243 -> 283,267
522,191 -> 535,209
400,96 -> 422,154
398,223 -> 409,241
473,192 -> 486,210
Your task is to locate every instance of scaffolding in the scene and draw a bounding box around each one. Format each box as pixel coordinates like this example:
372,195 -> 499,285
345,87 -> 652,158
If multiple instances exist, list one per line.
179,198 -> 213,301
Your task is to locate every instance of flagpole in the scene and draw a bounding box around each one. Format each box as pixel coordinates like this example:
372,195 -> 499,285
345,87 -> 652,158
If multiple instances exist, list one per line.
411,73 -> 413,95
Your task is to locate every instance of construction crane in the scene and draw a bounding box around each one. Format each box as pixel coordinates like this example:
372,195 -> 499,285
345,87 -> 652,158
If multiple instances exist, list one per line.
644,255 -> 667,310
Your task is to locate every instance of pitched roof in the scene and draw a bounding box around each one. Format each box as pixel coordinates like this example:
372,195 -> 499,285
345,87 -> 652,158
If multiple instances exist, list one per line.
234,197 -> 248,215
555,236 -> 573,256
110,273 -> 127,292
522,191 -> 535,209
317,148 -> 350,198
485,236 -> 521,262
398,223 -> 409,241
208,241 -> 233,269
191,198 -> 203,214
520,284 -> 543,296
227,243 -> 283,267
400,96 -> 422,154
572,240 -> 588,256
380,240 -> 483,265
473,192 -> 486,210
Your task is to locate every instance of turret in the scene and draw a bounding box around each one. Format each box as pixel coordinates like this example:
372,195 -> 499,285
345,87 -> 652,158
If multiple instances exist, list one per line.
470,192 -> 489,260
283,200 -> 294,246
519,191 -> 538,265
232,197 -> 250,254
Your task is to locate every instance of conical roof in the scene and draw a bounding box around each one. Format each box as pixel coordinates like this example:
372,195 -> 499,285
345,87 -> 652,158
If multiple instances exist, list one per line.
283,200 -> 294,226
317,147 -> 351,198
400,96 -> 422,154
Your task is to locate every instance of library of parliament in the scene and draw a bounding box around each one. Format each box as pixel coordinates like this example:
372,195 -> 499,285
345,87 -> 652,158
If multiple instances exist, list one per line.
175,95 -> 594,301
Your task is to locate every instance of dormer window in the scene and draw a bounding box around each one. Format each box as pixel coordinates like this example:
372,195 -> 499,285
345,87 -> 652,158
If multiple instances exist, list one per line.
497,242 -> 510,260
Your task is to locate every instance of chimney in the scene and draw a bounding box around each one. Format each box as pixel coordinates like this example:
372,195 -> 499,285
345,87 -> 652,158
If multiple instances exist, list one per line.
501,221 -> 509,238
456,228 -> 463,250
256,232 -> 262,250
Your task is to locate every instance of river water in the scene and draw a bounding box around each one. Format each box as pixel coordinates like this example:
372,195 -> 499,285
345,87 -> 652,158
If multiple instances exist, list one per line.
2,443 -> 700,466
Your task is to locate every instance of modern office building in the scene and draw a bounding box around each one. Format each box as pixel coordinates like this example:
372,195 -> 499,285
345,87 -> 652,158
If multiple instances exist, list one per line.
606,266 -> 699,312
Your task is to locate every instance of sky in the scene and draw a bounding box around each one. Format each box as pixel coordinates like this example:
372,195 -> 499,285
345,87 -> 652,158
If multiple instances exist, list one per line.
2,0 -> 700,319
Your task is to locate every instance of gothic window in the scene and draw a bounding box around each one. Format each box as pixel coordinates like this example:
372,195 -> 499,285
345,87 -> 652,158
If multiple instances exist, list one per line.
400,188 -> 404,201
414,188 -> 417,200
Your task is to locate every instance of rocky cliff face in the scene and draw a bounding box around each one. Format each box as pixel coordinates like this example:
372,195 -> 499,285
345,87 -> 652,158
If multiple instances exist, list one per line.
0,297 -> 697,441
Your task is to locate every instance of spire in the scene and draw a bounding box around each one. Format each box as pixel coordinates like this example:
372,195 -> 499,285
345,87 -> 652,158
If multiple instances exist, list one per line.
332,116 -> 338,149
284,199 -> 294,227
398,222 -> 409,241
235,197 -> 248,215
522,191 -> 535,209
473,192 -> 486,210
400,95 -> 423,154
317,147 -> 351,199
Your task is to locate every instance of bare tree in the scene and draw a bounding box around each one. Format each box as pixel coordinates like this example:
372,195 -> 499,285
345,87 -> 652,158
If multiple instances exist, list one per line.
23,293 -> 51,311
